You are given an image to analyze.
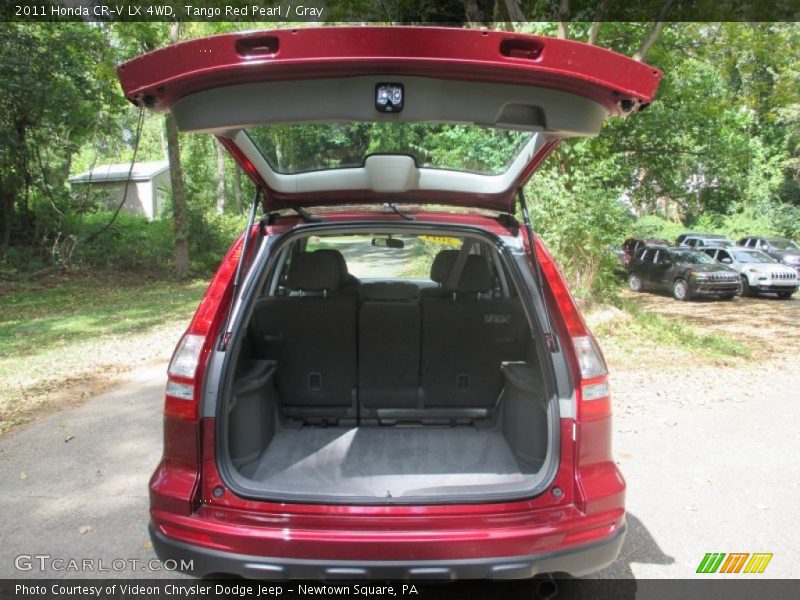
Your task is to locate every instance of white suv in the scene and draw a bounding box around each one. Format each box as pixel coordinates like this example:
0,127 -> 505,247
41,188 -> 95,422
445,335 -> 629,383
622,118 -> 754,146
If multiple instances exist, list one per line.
702,247 -> 798,298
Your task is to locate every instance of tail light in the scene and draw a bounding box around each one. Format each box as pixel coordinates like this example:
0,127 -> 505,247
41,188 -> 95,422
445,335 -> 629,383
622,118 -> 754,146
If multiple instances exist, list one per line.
533,241 -> 611,422
165,333 -> 206,420
572,335 -> 611,422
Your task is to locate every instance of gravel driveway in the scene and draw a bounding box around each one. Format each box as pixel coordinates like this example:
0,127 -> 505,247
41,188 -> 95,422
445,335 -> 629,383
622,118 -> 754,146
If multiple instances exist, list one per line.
0,290 -> 797,579
592,291 -> 800,578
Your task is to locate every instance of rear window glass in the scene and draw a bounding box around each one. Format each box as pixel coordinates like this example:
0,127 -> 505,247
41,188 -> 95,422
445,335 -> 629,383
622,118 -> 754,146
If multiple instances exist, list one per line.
304,234 -> 464,280
247,123 -> 533,175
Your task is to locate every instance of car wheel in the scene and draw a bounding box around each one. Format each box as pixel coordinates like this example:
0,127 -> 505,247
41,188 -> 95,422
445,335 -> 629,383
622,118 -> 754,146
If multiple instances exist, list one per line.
777,291 -> 794,299
672,278 -> 690,301
628,273 -> 643,292
739,275 -> 753,297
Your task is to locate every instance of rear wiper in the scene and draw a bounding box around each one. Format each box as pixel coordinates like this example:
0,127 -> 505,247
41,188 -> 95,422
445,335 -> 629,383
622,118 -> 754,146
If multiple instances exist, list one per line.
219,188 -> 262,351
517,189 -> 558,353
384,203 -> 414,221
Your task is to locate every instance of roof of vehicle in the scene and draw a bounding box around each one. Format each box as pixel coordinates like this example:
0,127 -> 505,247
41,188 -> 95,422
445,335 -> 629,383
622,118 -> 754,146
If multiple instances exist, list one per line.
683,233 -> 731,239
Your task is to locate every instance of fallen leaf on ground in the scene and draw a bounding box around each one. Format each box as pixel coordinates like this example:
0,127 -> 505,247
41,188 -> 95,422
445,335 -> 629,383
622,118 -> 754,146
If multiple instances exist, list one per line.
79,525 -> 92,535
19,472 -> 27,480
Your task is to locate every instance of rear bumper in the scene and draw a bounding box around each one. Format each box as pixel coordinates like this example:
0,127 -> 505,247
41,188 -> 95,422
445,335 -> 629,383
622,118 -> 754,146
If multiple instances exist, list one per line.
149,522 -> 626,579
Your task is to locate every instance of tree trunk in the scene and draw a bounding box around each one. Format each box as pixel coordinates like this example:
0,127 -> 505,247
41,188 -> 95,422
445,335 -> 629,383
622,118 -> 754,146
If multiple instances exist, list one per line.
1,186 -> 14,256
166,113 -> 189,279
497,0 -> 525,30
587,0 -> 614,44
557,0 -> 570,39
215,139 -> 226,215
233,165 -> 243,213
166,20 -> 189,278
633,0 -> 676,62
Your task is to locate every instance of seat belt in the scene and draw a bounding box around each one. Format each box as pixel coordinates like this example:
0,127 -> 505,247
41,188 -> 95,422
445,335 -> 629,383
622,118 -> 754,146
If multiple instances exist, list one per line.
445,238 -> 475,292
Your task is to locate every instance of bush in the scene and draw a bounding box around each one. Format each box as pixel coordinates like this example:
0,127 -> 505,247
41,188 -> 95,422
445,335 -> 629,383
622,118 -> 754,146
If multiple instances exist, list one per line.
631,214 -> 685,243
66,208 -> 248,276
186,209 -> 247,274
69,212 -> 175,273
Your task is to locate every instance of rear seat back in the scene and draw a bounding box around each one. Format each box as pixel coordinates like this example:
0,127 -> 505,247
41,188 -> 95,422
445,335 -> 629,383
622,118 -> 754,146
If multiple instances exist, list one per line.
250,252 -> 357,422
421,253 -> 528,409
358,283 -> 421,418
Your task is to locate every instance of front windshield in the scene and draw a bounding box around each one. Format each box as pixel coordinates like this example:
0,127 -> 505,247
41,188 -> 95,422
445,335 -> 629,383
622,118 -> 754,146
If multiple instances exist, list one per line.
732,250 -> 774,264
672,250 -> 716,265
247,122 -> 533,175
769,239 -> 800,251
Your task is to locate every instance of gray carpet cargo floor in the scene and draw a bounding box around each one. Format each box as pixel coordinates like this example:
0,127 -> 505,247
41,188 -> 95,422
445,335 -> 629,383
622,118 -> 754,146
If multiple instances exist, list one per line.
244,426 -> 537,500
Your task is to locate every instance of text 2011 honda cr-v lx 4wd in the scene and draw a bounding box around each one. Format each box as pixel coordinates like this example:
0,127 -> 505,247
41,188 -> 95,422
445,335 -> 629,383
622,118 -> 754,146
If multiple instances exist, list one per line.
118,27 -> 662,579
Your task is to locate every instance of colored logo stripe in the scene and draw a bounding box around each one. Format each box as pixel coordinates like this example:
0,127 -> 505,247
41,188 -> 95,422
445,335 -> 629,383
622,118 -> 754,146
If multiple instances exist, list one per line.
697,553 -> 726,573
719,553 -> 749,573
696,552 -> 772,574
744,553 -> 773,574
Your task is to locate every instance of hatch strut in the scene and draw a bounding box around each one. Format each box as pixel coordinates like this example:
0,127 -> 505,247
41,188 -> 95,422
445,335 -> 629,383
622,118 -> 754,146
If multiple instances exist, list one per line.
517,189 -> 558,353
219,188 -> 262,351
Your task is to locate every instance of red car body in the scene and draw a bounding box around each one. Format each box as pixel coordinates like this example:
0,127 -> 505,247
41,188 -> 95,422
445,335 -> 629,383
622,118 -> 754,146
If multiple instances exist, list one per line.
119,27 -> 662,578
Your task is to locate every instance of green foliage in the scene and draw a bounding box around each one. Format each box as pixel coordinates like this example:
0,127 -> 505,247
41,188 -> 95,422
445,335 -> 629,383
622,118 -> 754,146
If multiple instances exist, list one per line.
631,215 -> 685,242
69,213 -> 175,272
595,298 -> 751,360
2,21 -> 799,303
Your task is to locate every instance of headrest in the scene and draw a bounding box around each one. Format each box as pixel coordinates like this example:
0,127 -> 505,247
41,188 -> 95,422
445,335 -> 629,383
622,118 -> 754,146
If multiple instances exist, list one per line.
314,249 -> 349,281
360,282 -> 420,301
455,255 -> 493,293
285,252 -> 341,292
429,250 -> 458,284
429,250 -> 492,293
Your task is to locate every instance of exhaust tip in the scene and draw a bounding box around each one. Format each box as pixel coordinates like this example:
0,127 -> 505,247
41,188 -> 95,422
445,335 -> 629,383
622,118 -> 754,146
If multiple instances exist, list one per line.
536,576 -> 558,599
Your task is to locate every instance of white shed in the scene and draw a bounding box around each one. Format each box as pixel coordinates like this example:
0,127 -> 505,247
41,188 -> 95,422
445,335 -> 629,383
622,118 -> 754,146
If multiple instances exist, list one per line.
69,160 -> 171,221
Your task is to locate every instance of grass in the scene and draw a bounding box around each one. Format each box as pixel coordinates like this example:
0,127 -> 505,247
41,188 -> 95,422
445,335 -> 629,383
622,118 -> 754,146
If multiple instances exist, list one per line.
592,297 -> 751,361
0,274 -> 208,433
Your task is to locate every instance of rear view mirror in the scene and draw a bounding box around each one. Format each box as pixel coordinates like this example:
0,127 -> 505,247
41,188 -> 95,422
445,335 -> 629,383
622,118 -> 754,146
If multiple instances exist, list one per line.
372,237 -> 405,249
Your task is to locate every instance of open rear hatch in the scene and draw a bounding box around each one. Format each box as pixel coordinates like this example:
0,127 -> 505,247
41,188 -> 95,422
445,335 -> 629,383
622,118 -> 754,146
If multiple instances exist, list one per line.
118,26 -> 662,213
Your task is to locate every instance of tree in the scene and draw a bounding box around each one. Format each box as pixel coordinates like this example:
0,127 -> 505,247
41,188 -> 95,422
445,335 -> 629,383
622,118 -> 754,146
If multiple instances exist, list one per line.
0,22 -> 119,257
165,23 -> 190,278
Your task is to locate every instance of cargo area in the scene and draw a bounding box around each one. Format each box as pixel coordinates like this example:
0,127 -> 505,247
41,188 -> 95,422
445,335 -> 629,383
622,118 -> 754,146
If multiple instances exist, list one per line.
218,231 -> 557,503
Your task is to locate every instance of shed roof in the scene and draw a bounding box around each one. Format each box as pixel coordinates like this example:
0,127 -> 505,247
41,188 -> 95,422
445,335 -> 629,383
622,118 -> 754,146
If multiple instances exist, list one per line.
69,160 -> 169,184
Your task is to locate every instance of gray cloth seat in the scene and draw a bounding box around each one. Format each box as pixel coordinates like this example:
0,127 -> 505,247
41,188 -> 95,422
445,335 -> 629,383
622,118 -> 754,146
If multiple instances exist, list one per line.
313,248 -> 360,289
421,252 -> 529,409
358,282 -> 421,418
251,252 -> 357,422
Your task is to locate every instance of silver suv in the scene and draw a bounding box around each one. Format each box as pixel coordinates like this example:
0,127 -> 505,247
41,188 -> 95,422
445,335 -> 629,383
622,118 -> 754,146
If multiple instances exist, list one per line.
702,247 -> 798,298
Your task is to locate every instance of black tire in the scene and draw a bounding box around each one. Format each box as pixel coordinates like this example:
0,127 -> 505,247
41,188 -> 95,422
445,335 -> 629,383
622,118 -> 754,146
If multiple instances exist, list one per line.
777,291 -> 794,299
739,275 -> 754,297
673,278 -> 691,301
628,273 -> 644,293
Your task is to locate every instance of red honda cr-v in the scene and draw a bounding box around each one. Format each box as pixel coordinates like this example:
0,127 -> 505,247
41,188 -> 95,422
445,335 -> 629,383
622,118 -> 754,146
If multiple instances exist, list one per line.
118,26 -> 662,579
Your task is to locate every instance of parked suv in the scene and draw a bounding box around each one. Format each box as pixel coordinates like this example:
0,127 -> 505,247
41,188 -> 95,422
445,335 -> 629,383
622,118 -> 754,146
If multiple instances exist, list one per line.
118,27 -> 662,579
702,246 -> 798,298
675,233 -> 734,248
620,237 -> 670,266
737,236 -> 800,275
628,246 -> 739,301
